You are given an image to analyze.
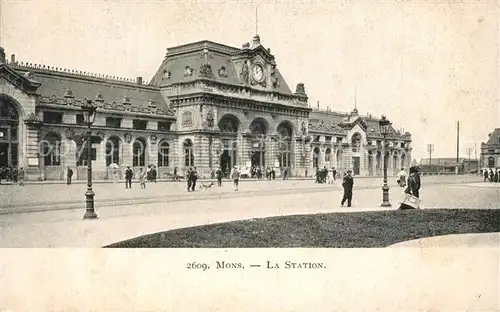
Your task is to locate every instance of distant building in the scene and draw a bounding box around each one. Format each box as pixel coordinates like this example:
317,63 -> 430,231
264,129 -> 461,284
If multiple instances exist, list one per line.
419,157 -> 479,174
480,128 -> 500,169
0,35 -> 411,180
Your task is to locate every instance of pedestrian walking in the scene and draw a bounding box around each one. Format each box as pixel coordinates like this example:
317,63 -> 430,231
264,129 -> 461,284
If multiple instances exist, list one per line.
66,167 -> 73,185
190,167 -> 198,191
332,167 -> 337,181
139,168 -> 147,189
397,167 -> 407,187
231,166 -> 240,191
186,168 -> 192,191
341,170 -> 354,207
125,166 -> 133,188
327,168 -> 334,184
215,166 -> 223,186
18,167 -> 25,186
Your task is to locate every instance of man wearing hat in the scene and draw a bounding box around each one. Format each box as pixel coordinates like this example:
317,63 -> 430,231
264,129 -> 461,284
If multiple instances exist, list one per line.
341,169 -> 354,207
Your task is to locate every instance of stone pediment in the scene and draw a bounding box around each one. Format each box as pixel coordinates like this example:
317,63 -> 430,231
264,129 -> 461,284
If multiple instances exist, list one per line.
0,63 -> 41,95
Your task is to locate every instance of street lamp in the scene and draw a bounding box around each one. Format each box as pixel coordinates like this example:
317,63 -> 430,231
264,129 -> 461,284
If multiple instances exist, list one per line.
379,115 -> 392,207
81,99 -> 98,220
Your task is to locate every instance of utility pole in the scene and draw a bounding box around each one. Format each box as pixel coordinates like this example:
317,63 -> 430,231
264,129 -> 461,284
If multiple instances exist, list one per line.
456,121 -> 460,163
427,144 -> 434,174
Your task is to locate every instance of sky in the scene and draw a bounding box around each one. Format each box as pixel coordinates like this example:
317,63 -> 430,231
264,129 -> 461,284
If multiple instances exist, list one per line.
0,0 -> 498,161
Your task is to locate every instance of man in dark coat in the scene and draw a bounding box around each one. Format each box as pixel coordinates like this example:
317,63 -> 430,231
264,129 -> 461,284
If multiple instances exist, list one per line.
190,167 -> 198,191
215,166 -> 223,186
125,166 -> 133,188
66,167 -> 73,185
341,170 -> 354,207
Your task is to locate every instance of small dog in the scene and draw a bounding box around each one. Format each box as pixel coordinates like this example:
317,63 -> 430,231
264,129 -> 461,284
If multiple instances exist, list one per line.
199,182 -> 215,191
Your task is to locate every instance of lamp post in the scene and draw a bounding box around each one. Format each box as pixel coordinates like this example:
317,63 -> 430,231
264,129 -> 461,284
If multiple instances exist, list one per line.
379,115 -> 392,207
81,99 -> 98,220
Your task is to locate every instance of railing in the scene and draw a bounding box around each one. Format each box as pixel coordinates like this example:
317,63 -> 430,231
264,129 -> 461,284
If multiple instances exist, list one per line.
9,60 -> 150,85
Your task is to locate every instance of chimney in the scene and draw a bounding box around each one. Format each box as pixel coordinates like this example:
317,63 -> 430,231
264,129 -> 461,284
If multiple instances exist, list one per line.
10,54 -> 15,64
136,76 -> 143,84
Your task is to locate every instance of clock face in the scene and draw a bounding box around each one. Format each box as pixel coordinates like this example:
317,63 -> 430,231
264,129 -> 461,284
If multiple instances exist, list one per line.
252,65 -> 264,82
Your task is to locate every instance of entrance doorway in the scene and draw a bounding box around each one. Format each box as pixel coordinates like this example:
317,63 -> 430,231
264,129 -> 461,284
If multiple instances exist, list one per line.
220,150 -> 236,177
220,140 -> 237,177
352,156 -> 360,175
250,150 -> 265,168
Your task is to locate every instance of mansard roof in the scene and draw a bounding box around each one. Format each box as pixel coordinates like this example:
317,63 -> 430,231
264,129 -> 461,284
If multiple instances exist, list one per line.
309,108 -> 411,139
149,37 -> 294,95
482,128 -> 500,146
8,62 -> 172,116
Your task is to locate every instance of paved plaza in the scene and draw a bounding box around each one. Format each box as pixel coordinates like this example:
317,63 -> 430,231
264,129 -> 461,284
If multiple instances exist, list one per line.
0,174 -> 498,247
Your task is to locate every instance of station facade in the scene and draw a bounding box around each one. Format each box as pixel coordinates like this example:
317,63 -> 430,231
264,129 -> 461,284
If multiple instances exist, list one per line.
0,35 -> 412,180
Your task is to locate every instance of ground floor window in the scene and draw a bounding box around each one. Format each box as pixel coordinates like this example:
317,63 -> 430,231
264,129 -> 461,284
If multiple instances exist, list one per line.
158,140 -> 170,167
133,138 -> 147,167
183,139 -> 194,167
105,136 -> 120,166
43,133 -> 62,166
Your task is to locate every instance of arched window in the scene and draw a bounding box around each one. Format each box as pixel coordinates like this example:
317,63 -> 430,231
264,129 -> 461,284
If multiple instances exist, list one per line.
351,133 -> 362,152
42,133 -> 62,166
106,136 -> 120,166
313,147 -> 320,168
183,139 -> 194,167
0,97 -> 20,167
133,137 -> 147,167
488,157 -> 495,168
158,140 -> 170,167
277,122 -> 293,168
325,148 -> 332,162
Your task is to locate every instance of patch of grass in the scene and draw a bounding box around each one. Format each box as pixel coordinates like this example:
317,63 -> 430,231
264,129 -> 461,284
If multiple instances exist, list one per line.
105,209 -> 500,248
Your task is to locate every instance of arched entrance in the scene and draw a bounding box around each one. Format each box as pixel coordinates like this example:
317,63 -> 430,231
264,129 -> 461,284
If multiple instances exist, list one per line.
249,118 -> 268,168
218,114 -> 240,176
276,121 -> 293,168
0,96 -> 20,168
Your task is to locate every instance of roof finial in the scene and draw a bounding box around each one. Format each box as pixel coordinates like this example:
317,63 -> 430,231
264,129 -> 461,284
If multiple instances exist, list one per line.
352,86 -> 359,115
354,86 -> 357,110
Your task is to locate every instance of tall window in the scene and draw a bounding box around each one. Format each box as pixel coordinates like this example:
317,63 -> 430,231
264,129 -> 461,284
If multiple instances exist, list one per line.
133,119 -> 148,130
133,137 -> 147,167
106,117 -> 122,128
158,121 -> 171,132
105,136 -> 120,166
313,147 -> 320,168
42,133 -> 61,166
43,111 -> 63,124
158,140 -> 170,167
325,148 -> 332,162
183,139 -> 194,167
76,139 -> 97,166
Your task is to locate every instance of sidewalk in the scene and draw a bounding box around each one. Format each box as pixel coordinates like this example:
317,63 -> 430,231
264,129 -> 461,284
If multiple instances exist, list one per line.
0,175 -> 483,212
389,233 -> 500,248
0,187 -> 397,247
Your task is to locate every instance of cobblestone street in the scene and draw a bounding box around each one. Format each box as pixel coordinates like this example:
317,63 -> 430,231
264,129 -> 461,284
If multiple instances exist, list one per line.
0,174 -> 497,247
